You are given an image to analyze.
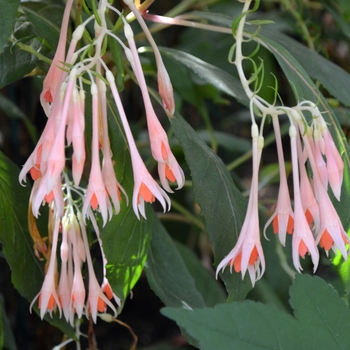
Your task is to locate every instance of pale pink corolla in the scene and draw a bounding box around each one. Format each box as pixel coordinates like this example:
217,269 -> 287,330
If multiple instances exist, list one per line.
40,0 -> 74,115
313,177 -> 349,259
124,0 -> 175,116
78,214 -> 117,322
290,126 -> 319,272
312,129 -> 328,189
123,24 -> 184,192
322,128 -> 343,200
264,116 -> 294,245
106,71 -> 171,219
82,84 -> 111,226
30,218 -> 62,319
297,132 -> 320,232
58,222 -> 73,323
99,80 -> 127,214
216,127 -> 265,286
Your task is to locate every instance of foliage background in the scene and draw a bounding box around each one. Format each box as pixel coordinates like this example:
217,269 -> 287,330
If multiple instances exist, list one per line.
1,0 -> 350,349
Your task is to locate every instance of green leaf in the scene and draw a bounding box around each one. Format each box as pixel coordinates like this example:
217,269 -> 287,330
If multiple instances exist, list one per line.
145,215 -> 207,309
0,0 -> 20,54
22,5 -> 61,49
175,241 -> 227,307
0,43 -> 37,89
160,48 -> 249,106
162,275 -> 350,350
0,151 -> 74,338
290,275 -> 350,349
258,27 -> 350,109
101,205 -> 152,303
170,114 -> 252,301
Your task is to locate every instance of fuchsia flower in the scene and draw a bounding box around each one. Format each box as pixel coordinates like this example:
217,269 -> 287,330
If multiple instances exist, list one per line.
123,22 -> 184,192
290,124 -> 319,272
264,116 -> 294,245
30,218 -> 62,319
216,125 -> 265,286
124,0 -> 175,116
106,70 -> 171,219
82,83 -> 112,226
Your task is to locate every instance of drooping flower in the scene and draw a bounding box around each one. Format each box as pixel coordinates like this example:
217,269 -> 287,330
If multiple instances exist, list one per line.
289,124 -> 319,272
264,116 -> 294,245
216,124 -> 265,286
30,217 -> 62,319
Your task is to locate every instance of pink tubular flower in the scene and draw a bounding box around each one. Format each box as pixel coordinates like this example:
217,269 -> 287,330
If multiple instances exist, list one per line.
216,125 -> 265,286
78,214 -> 117,322
99,80 -> 127,213
290,125 -> 319,272
322,127 -> 344,201
124,0 -> 175,116
40,0 -> 74,115
82,83 -> 111,226
123,22 -> 184,192
30,217 -> 62,319
106,71 -> 170,219
264,116 -> 294,245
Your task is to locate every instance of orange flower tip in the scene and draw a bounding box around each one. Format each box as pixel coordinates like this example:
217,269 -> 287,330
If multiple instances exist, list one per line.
305,209 -> 313,226
103,284 -> 114,300
139,183 -> 155,203
161,142 -> 168,161
232,252 -> 242,273
97,297 -> 106,313
272,216 -> 278,234
165,165 -> 176,183
90,193 -> 99,210
38,293 -> 56,310
320,230 -> 333,251
30,166 -> 41,181
298,240 -> 309,258
43,90 -> 53,103
45,191 -> 54,204
287,216 -> 294,235
249,246 -> 259,265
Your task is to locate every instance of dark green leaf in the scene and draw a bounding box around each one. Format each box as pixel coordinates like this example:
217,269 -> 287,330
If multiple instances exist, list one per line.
22,5 -> 61,49
0,43 -> 37,89
162,296 -> 300,350
290,275 -> 350,349
162,275 -> 350,350
0,0 -> 20,54
145,216 -> 206,309
258,27 -> 350,109
175,241 -> 227,307
0,151 -> 74,337
170,114 -> 252,301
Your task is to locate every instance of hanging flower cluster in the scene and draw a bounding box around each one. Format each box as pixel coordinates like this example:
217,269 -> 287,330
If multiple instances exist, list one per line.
216,0 -> 349,286
19,0 -> 184,322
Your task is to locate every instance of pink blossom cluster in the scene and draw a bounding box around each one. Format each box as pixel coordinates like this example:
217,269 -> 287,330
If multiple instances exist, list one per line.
19,0 -> 184,321
217,106 -> 348,286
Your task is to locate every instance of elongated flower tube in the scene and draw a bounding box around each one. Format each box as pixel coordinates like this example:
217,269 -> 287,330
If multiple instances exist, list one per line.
264,116 -> 294,245
123,22 -> 184,192
290,124 -> 319,272
30,217 -> 62,319
216,124 -> 265,286
82,83 -> 112,226
106,70 -> 170,219
124,0 -> 175,116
